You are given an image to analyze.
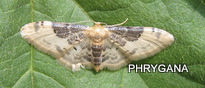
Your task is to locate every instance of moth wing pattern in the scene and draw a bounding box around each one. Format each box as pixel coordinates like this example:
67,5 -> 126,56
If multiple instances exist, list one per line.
106,26 -> 174,63
57,38 -> 93,71
21,20 -> 175,72
20,21 -> 92,70
99,39 -> 131,70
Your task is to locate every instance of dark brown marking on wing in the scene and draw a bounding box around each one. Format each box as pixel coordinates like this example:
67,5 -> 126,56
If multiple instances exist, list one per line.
129,49 -> 136,54
107,26 -> 127,35
87,53 -> 91,57
78,32 -> 85,39
87,45 -> 91,51
43,39 -> 51,45
52,22 -> 88,45
116,37 -> 126,46
108,26 -> 144,41
103,47 -> 106,51
124,27 -> 144,41
155,32 -> 161,39
41,21 -> 44,26
84,55 -> 91,62
141,44 -> 150,49
73,46 -> 77,51
34,22 -> 40,32
56,45 -> 64,53
52,22 -> 70,38
152,27 -> 155,32
67,34 -> 78,44
109,33 -> 116,41
102,55 -> 109,62
109,33 -> 126,46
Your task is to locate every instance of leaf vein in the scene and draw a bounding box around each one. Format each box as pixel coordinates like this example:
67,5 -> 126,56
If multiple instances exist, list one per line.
72,0 -> 94,21
12,69 -> 31,87
33,70 -> 66,88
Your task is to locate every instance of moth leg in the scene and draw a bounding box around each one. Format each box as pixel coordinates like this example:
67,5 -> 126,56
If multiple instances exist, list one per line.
72,63 -> 85,72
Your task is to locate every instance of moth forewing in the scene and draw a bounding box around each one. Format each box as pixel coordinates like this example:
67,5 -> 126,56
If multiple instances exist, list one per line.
106,27 -> 174,61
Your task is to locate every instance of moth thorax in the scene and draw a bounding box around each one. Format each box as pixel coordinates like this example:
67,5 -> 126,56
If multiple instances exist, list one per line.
92,35 -> 103,43
88,23 -> 108,43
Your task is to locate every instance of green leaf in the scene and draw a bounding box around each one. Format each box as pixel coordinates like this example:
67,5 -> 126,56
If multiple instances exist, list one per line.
0,0 -> 205,88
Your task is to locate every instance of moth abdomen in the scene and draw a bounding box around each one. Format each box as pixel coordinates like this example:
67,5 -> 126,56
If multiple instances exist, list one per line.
92,57 -> 102,72
91,43 -> 103,57
91,43 -> 103,72
93,57 -> 102,66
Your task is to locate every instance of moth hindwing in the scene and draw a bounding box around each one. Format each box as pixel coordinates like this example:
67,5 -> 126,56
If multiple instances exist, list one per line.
20,21 -> 174,72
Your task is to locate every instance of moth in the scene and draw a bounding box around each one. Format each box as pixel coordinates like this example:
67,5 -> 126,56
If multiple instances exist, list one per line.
20,19 -> 174,72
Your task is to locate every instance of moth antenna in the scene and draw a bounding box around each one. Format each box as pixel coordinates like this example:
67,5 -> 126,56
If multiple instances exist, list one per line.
94,22 -> 107,26
103,18 -> 128,27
